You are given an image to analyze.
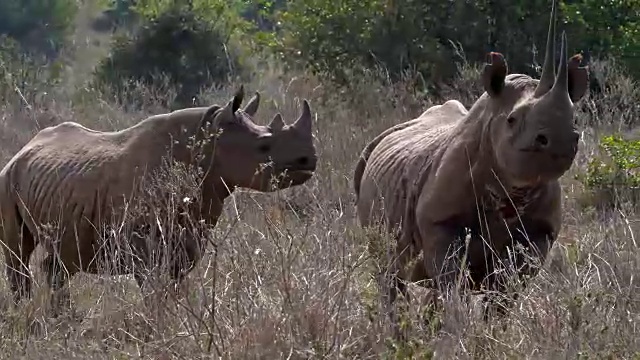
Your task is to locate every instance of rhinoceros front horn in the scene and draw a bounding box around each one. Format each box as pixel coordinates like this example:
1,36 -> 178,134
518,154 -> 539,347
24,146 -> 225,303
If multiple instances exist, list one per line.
534,0 -> 557,98
292,99 -> 312,135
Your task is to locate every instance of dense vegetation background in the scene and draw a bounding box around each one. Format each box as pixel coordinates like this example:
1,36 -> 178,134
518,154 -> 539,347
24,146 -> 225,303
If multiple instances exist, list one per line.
0,0 -> 639,358
2,0 -> 639,105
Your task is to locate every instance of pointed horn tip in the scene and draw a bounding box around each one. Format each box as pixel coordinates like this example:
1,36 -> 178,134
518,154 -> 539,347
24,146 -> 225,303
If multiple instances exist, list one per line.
234,84 -> 245,99
559,32 -> 568,60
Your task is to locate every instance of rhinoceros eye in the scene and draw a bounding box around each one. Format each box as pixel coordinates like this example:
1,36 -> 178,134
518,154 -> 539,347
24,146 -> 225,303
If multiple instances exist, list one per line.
507,116 -> 516,125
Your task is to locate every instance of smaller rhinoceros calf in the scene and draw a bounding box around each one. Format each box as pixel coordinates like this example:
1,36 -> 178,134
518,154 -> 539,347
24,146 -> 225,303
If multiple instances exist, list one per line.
354,0 -> 589,330
0,86 -> 318,308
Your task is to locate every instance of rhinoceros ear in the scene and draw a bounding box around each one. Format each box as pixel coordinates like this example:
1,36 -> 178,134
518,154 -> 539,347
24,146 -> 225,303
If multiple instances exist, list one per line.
568,53 -> 589,102
199,104 -> 222,131
202,99 -> 235,133
243,91 -> 260,117
482,52 -> 508,97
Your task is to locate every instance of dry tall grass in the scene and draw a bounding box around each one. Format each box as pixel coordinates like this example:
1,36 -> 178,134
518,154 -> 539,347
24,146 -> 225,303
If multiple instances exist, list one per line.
0,48 -> 638,359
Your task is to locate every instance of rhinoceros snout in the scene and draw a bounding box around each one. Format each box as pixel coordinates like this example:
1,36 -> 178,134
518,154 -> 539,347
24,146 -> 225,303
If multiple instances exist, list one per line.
297,155 -> 317,170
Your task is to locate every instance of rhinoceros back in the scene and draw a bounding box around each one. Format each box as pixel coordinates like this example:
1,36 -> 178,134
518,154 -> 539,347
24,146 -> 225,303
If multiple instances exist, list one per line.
0,121 -> 164,235
355,101 -> 468,231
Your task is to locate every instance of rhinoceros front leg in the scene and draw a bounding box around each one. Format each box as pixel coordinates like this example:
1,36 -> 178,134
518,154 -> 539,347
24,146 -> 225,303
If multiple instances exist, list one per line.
171,237 -> 203,285
481,218 -> 555,321
388,221 -> 461,313
127,230 -> 155,292
40,252 -> 76,314
408,225 -> 469,284
132,227 -> 204,302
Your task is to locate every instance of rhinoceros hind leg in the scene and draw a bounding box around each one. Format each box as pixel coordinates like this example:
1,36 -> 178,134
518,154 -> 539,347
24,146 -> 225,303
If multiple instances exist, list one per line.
382,229 -> 417,340
2,208 -> 37,305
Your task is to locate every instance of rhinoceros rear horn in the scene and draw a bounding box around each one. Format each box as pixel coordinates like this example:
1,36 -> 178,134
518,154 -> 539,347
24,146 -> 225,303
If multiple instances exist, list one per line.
269,113 -> 285,132
292,99 -> 312,135
243,91 -> 260,116
534,0 -> 558,97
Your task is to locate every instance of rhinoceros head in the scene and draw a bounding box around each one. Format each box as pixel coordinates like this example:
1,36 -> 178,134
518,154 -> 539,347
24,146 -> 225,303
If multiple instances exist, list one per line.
202,86 -> 317,192
482,0 -> 589,187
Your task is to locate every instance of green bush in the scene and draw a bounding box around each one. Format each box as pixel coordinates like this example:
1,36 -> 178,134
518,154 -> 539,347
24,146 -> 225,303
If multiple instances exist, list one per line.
92,3 -> 244,108
264,0 -> 575,88
581,135 -> 640,190
258,0 -> 640,88
577,135 -> 640,209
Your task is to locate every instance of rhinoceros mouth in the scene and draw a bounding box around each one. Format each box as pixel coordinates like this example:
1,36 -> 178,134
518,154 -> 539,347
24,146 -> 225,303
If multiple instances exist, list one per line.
275,168 -> 315,185
520,148 -> 576,160
276,163 -> 316,175
279,169 -> 314,183
510,151 -> 575,184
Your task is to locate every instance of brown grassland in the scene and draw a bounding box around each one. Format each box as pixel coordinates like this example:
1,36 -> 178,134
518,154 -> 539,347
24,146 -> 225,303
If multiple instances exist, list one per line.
0,7 -> 639,360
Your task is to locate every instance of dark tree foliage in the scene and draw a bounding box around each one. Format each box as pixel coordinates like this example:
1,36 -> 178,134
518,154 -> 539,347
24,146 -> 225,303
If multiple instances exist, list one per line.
0,0 -> 77,58
93,5 -> 241,108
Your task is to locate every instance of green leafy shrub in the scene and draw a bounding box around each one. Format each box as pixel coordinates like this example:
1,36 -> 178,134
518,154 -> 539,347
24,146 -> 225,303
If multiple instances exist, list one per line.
92,3 -> 245,108
577,135 -> 640,209
582,135 -> 640,189
258,0 -> 640,90
261,0 -> 574,88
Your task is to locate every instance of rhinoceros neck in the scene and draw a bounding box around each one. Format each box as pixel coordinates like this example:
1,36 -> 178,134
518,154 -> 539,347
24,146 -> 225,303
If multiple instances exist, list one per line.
123,111 -> 237,205
444,101 -> 495,179
185,169 -> 236,227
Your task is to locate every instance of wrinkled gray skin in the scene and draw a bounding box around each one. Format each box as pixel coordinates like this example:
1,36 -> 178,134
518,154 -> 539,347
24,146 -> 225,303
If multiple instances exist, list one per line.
0,86 -> 317,307
354,0 -> 589,327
